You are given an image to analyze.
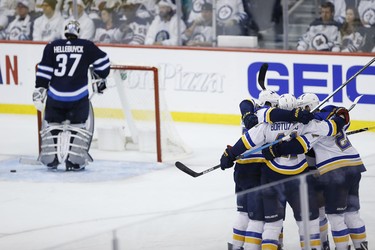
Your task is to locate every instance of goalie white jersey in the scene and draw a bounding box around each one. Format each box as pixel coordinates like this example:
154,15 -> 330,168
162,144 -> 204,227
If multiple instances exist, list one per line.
241,119 -> 339,175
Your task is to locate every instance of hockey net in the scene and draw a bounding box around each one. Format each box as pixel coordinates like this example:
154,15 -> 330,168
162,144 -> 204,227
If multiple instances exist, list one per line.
38,65 -> 192,162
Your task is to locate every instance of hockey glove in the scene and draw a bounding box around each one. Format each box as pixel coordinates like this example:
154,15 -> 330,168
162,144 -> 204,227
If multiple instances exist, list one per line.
293,108 -> 314,124
242,112 -> 258,130
220,145 -> 236,170
92,79 -> 107,94
262,143 -> 282,161
32,87 -> 47,111
335,107 -> 350,125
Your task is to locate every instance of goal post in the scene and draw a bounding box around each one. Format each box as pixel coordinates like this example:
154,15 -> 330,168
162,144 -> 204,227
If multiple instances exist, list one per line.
37,64 -> 191,163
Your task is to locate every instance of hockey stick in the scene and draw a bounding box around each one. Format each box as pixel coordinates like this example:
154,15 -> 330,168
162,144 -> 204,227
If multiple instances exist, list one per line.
348,94 -> 363,112
239,95 -> 362,159
175,95 -> 363,178
347,126 -> 375,135
258,63 -> 268,90
175,161 -> 220,177
312,57 -> 375,112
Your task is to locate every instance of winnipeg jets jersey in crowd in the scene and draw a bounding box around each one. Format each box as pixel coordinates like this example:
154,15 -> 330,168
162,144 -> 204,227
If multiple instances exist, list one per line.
358,0 -> 375,26
243,107 -> 340,175
144,14 -> 186,45
35,38 -> 110,102
215,0 -> 247,26
297,19 -> 341,51
32,10 -> 64,41
113,17 -> 151,45
93,25 -> 117,44
5,14 -> 33,40
185,24 -> 213,44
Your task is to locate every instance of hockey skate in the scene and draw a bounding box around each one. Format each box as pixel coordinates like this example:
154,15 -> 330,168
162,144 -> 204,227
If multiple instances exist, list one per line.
65,160 -> 85,171
47,157 -> 59,170
357,241 -> 368,250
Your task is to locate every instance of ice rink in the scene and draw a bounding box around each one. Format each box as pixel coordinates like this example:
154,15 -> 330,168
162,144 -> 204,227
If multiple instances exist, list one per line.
0,114 -> 374,250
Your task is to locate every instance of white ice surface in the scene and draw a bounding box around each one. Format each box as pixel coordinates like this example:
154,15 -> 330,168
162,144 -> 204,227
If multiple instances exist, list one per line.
0,114 -> 374,250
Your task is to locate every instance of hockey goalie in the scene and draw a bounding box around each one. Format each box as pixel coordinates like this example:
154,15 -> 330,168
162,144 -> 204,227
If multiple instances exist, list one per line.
32,20 -> 110,171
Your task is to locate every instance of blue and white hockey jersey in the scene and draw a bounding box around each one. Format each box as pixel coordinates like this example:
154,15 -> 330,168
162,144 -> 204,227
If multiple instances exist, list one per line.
238,119 -> 340,175
35,38 -> 110,102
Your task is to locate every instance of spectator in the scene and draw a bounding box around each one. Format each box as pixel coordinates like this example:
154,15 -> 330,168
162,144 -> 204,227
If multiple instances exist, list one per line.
297,2 -> 341,51
182,2 -> 213,46
216,0 -> 247,36
327,0 -> 346,23
113,1 -> 152,45
93,6 -> 120,43
357,0 -> 375,52
0,0 -> 18,17
144,0 -> 186,46
63,0 -> 95,40
4,0 -> 33,40
0,9 -> 9,39
185,0 -> 211,26
357,0 -> 375,27
339,6 -> 365,52
32,0 -> 64,41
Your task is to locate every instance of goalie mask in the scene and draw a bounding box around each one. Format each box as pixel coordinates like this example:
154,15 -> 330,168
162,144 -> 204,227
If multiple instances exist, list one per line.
297,93 -> 319,111
64,20 -> 80,38
278,93 -> 297,111
258,89 -> 279,107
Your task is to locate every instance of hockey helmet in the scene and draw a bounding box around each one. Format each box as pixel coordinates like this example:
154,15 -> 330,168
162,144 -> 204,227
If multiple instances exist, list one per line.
64,20 -> 80,38
297,93 -> 320,111
278,93 -> 297,111
258,89 -> 279,107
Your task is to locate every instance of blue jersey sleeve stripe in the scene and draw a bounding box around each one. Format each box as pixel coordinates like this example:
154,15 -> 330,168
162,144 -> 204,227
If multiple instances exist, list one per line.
93,55 -> 109,66
36,72 -> 52,80
296,135 -> 309,152
324,120 -> 333,136
94,61 -> 111,71
245,132 -> 256,147
241,135 -> 251,149
265,107 -> 274,123
37,65 -> 53,72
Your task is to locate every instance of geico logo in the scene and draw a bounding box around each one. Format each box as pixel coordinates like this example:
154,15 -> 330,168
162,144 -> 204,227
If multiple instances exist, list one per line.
247,62 -> 375,105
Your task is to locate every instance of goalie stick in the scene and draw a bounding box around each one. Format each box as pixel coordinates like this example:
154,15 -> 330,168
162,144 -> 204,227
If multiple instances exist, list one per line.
175,96 -> 363,178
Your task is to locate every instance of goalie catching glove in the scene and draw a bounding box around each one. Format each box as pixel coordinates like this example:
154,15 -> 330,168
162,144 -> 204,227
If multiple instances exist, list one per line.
32,87 -> 47,111
92,78 -> 107,94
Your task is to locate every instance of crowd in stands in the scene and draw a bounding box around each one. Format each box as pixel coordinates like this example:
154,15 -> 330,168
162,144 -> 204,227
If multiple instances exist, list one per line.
0,0 -> 374,52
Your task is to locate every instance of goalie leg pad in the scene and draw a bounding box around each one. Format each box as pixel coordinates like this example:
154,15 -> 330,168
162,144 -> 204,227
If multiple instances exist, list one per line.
39,125 -> 60,167
66,124 -> 93,170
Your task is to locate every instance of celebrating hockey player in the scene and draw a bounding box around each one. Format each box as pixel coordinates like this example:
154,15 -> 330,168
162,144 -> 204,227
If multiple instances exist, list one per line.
220,93 -> 350,250
32,20 -> 110,171
228,91 -> 316,250
296,93 -> 368,250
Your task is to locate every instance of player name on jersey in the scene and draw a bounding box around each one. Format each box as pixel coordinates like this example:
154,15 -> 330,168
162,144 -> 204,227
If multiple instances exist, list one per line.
53,46 -> 84,53
270,123 -> 294,131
